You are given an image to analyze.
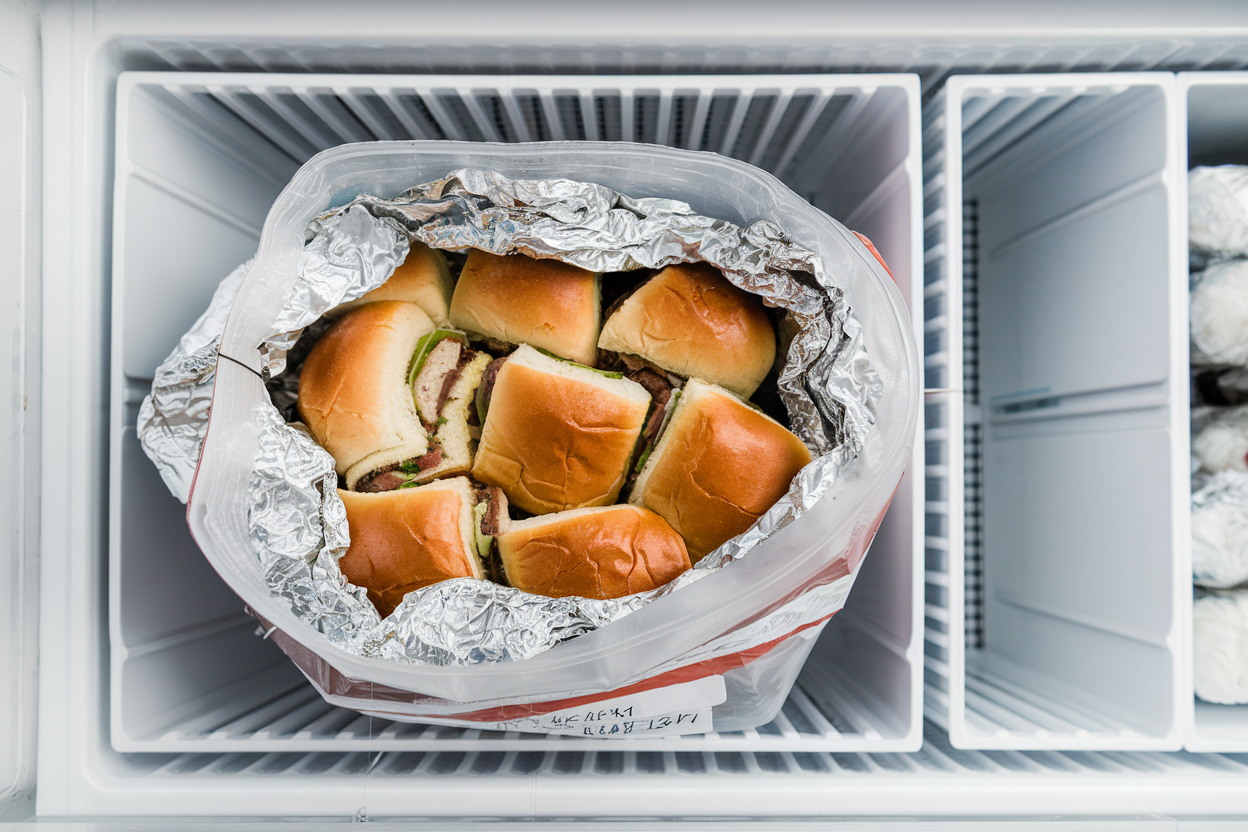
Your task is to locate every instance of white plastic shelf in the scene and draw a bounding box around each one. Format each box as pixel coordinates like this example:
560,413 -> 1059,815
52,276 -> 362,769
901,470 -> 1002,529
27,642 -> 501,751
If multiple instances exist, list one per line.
924,74 -> 1189,751
107,71 -> 925,755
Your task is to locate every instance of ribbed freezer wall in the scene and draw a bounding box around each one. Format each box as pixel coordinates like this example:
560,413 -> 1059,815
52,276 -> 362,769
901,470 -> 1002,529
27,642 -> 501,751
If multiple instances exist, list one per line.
108,72 -> 925,754
117,36 -> 1248,94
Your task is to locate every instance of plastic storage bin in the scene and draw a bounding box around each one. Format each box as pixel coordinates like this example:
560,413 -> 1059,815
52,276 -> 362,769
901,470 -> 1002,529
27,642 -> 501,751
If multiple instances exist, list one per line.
923,73 -> 1189,750
108,72 -> 926,754
1180,70 -> 1248,753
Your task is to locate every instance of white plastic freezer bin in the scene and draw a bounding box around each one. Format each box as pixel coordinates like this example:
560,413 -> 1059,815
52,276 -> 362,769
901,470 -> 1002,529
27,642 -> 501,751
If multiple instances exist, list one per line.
924,73 -> 1189,751
105,72 -> 926,755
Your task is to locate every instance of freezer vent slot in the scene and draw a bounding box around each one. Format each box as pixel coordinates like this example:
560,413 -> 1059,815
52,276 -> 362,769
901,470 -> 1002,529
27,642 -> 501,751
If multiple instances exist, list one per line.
962,199 -> 983,651
152,77 -> 885,185
919,88 -> 956,731
121,38 -> 1248,94
143,722 -> 1248,780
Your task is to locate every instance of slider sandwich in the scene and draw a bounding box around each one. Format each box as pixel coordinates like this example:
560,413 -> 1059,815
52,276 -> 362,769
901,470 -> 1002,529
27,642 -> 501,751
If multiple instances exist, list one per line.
331,240 -> 454,325
449,249 -> 602,365
338,477 -> 507,618
472,344 -> 652,515
498,504 -> 691,599
297,301 -> 490,491
630,378 -> 812,562
598,262 -> 776,399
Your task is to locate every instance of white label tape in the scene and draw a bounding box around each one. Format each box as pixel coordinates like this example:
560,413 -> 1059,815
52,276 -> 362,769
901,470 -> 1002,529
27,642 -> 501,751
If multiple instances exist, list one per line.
396,674 -> 728,738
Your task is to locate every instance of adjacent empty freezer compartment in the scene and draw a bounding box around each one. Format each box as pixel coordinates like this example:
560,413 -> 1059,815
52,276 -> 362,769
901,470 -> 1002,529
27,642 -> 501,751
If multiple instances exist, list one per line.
1181,70 -> 1248,753
107,72 -> 924,753
923,74 -> 1189,750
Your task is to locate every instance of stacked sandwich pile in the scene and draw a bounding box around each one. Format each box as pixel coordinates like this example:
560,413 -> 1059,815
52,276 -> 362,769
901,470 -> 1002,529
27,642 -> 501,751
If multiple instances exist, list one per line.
295,243 -> 812,618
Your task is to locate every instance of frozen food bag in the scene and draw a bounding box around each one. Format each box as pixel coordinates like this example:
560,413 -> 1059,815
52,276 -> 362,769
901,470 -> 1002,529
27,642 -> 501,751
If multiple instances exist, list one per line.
1193,469 -> 1248,589
1194,590 -> 1248,705
141,142 -> 919,734
1191,260 -> 1248,367
1190,165 -> 1248,268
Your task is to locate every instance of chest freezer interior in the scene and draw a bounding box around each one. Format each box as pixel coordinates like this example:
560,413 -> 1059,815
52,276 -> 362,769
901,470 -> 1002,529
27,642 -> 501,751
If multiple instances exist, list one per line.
20,0 -> 1248,821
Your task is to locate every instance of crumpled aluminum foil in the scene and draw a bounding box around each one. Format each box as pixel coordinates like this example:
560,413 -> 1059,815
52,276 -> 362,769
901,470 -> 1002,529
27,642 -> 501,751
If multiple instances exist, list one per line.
144,168 -> 882,667
1193,469 -> 1248,590
138,259 -> 251,502
1190,165 -> 1248,270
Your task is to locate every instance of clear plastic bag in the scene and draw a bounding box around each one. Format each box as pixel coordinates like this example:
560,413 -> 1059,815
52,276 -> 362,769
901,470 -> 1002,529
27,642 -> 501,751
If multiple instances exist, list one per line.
185,141 -> 919,732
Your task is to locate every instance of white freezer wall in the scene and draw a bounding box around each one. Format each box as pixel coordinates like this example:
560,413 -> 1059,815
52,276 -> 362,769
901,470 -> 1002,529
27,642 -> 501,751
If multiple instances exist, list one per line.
975,80 -> 1182,742
0,0 -> 41,822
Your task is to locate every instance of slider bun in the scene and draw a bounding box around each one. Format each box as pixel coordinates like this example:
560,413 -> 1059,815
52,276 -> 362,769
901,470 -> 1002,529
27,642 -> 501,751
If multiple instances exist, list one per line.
297,301 -> 434,478
449,249 -> 601,365
499,505 -> 690,599
337,478 -> 482,618
472,344 -> 651,515
332,241 -> 453,325
598,262 -> 776,398
630,378 -> 811,561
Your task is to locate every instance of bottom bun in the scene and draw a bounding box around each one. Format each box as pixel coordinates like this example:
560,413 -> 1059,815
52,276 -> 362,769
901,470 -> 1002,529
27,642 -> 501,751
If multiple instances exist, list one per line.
338,478 -> 481,617
498,504 -> 691,599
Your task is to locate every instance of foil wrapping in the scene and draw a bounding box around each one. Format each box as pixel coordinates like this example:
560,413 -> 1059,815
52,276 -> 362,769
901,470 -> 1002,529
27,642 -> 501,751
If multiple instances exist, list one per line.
1190,165 -> 1248,269
1193,469 -> 1248,589
137,259 -> 251,503
144,168 -> 883,667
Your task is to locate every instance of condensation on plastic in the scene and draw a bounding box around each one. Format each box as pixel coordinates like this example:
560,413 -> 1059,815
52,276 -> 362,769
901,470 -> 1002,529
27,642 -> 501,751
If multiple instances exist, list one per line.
185,141 -> 919,714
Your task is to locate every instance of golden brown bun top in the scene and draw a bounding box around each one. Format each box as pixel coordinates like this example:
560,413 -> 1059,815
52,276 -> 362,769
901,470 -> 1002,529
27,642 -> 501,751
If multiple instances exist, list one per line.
331,241 -> 453,325
498,505 -> 690,600
449,249 -> 600,365
632,379 -> 811,561
471,345 -> 651,515
337,480 -> 479,618
296,301 -> 434,475
598,262 -> 776,398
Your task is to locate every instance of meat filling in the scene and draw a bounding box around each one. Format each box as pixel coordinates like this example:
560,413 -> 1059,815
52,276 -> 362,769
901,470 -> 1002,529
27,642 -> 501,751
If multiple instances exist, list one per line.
471,482 -> 508,537
355,445 -> 445,493
470,336 -> 517,356
413,338 -> 463,427
475,355 -> 508,423
470,483 -> 509,584
599,350 -> 685,388
620,368 -> 681,486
